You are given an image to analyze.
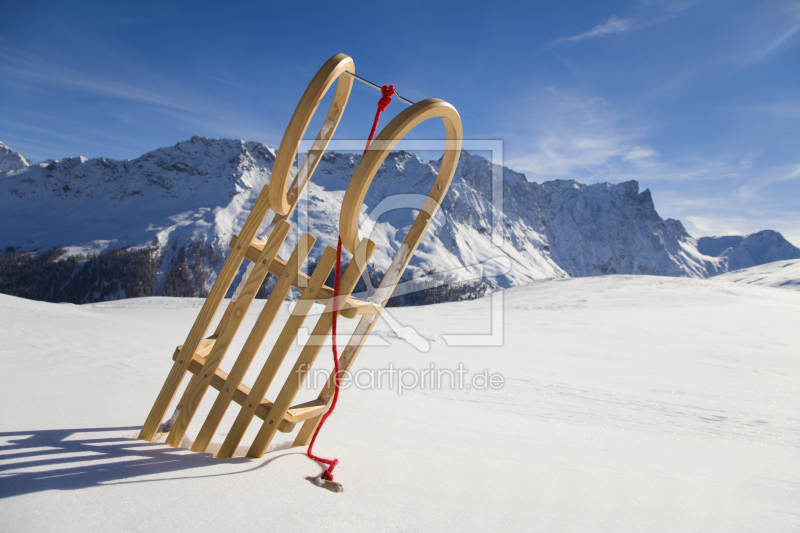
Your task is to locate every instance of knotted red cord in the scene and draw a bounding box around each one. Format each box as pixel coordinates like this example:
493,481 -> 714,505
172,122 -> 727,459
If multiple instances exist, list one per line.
364,85 -> 394,155
306,84 -> 394,483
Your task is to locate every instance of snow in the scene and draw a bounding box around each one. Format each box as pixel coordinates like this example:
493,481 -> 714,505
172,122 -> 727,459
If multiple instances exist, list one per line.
698,232 -> 800,272
714,259 -> 800,290
1,275 -> 798,531
370,242 -> 409,305
0,141 -> 30,174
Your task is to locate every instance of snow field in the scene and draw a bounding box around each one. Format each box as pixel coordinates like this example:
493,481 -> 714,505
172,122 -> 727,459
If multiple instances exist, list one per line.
0,275 -> 798,532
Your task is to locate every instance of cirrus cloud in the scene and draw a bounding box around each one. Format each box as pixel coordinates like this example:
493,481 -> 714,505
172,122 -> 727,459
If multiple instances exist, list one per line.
547,16 -> 634,48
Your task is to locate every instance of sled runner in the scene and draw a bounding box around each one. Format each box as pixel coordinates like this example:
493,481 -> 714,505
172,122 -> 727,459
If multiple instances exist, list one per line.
138,53 -> 462,468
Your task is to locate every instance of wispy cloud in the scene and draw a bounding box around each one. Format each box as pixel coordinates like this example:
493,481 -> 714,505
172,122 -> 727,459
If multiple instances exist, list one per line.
503,88 -> 785,188
748,101 -> 800,119
548,16 -> 634,48
749,21 -> 800,62
642,170 -> 800,243
623,146 -> 658,161
500,87 -> 800,244
0,41 -> 281,156
504,90 -> 657,179
1,61 -> 196,113
547,1 -> 702,49
682,211 -> 800,244
683,215 -> 743,237
737,164 -> 800,200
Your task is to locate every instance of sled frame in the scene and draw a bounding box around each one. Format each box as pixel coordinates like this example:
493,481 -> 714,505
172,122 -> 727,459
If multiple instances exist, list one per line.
138,53 -> 462,458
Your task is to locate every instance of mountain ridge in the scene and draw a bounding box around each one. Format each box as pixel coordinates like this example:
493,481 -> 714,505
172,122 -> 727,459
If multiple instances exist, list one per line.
1,137 -> 796,304
698,231 -> 800,271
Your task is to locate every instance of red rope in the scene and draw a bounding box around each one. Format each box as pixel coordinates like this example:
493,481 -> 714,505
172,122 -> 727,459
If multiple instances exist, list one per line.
363,85 -> 395,156
306,236 -> 343,481
306,84 -> 395,483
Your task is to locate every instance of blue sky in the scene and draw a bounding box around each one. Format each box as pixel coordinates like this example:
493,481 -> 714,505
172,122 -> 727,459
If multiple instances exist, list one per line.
1,0 -> 799,243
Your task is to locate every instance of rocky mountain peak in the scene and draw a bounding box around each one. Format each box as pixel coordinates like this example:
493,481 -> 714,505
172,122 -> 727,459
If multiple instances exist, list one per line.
0,142 -> 31,174
697,230 -> 800,271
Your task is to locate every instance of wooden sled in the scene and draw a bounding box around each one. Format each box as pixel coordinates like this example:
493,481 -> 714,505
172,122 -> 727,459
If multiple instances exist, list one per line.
138,53 -> 462,459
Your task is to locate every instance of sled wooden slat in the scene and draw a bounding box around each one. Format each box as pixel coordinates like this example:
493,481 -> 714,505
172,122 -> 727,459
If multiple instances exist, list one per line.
230,234 -> 378,317
185,354 -> 256,409
164,220 -> 292,447
186,353 -> 328,430
338,298 -> 380,319
183,352 -> 298,432
212,297 -> 237,338
168,333 -> 222,418
246,238 -> 376,458
191,233 -> 317,452
172,336 -> 217,361
138,186 -> 278,442
175,374 -> 199,411
215,246 -> 339,458
286,399 -> 329,421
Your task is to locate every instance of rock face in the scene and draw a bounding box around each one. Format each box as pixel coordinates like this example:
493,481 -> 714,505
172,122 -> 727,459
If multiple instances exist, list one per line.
443,152 -> 723,279
697,231 -> 800,272
0,137 -> 794,304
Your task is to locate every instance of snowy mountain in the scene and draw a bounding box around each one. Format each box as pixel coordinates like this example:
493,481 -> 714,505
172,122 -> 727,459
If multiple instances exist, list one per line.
0,137 -> 794,303
446,152 -> 722,278
697,231 -> 800,272
714,259 -> 800,290
0,141 -> 30,174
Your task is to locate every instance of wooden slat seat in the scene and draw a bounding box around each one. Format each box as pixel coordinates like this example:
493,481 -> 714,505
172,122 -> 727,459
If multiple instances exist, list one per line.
172,345 -> 325,434
172,337 -> 217,362
286,399 -> 328,421
229,234 -> 382,319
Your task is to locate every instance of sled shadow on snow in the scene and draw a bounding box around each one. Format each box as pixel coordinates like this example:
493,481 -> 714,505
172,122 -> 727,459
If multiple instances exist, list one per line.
0,426 -> 293,499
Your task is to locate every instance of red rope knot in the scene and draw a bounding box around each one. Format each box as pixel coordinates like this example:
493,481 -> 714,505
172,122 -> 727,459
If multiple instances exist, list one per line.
321,459 -> 339,481
363,85 -> 396,155
377,84 -> 394,112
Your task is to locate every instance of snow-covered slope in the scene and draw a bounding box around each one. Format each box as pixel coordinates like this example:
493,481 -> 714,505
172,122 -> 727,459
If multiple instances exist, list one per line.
0,141 -> 30,174
0,138 -> 793,303
1,277 -> 798,531
714,259 -> 800,290
698,231 -> 800,272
